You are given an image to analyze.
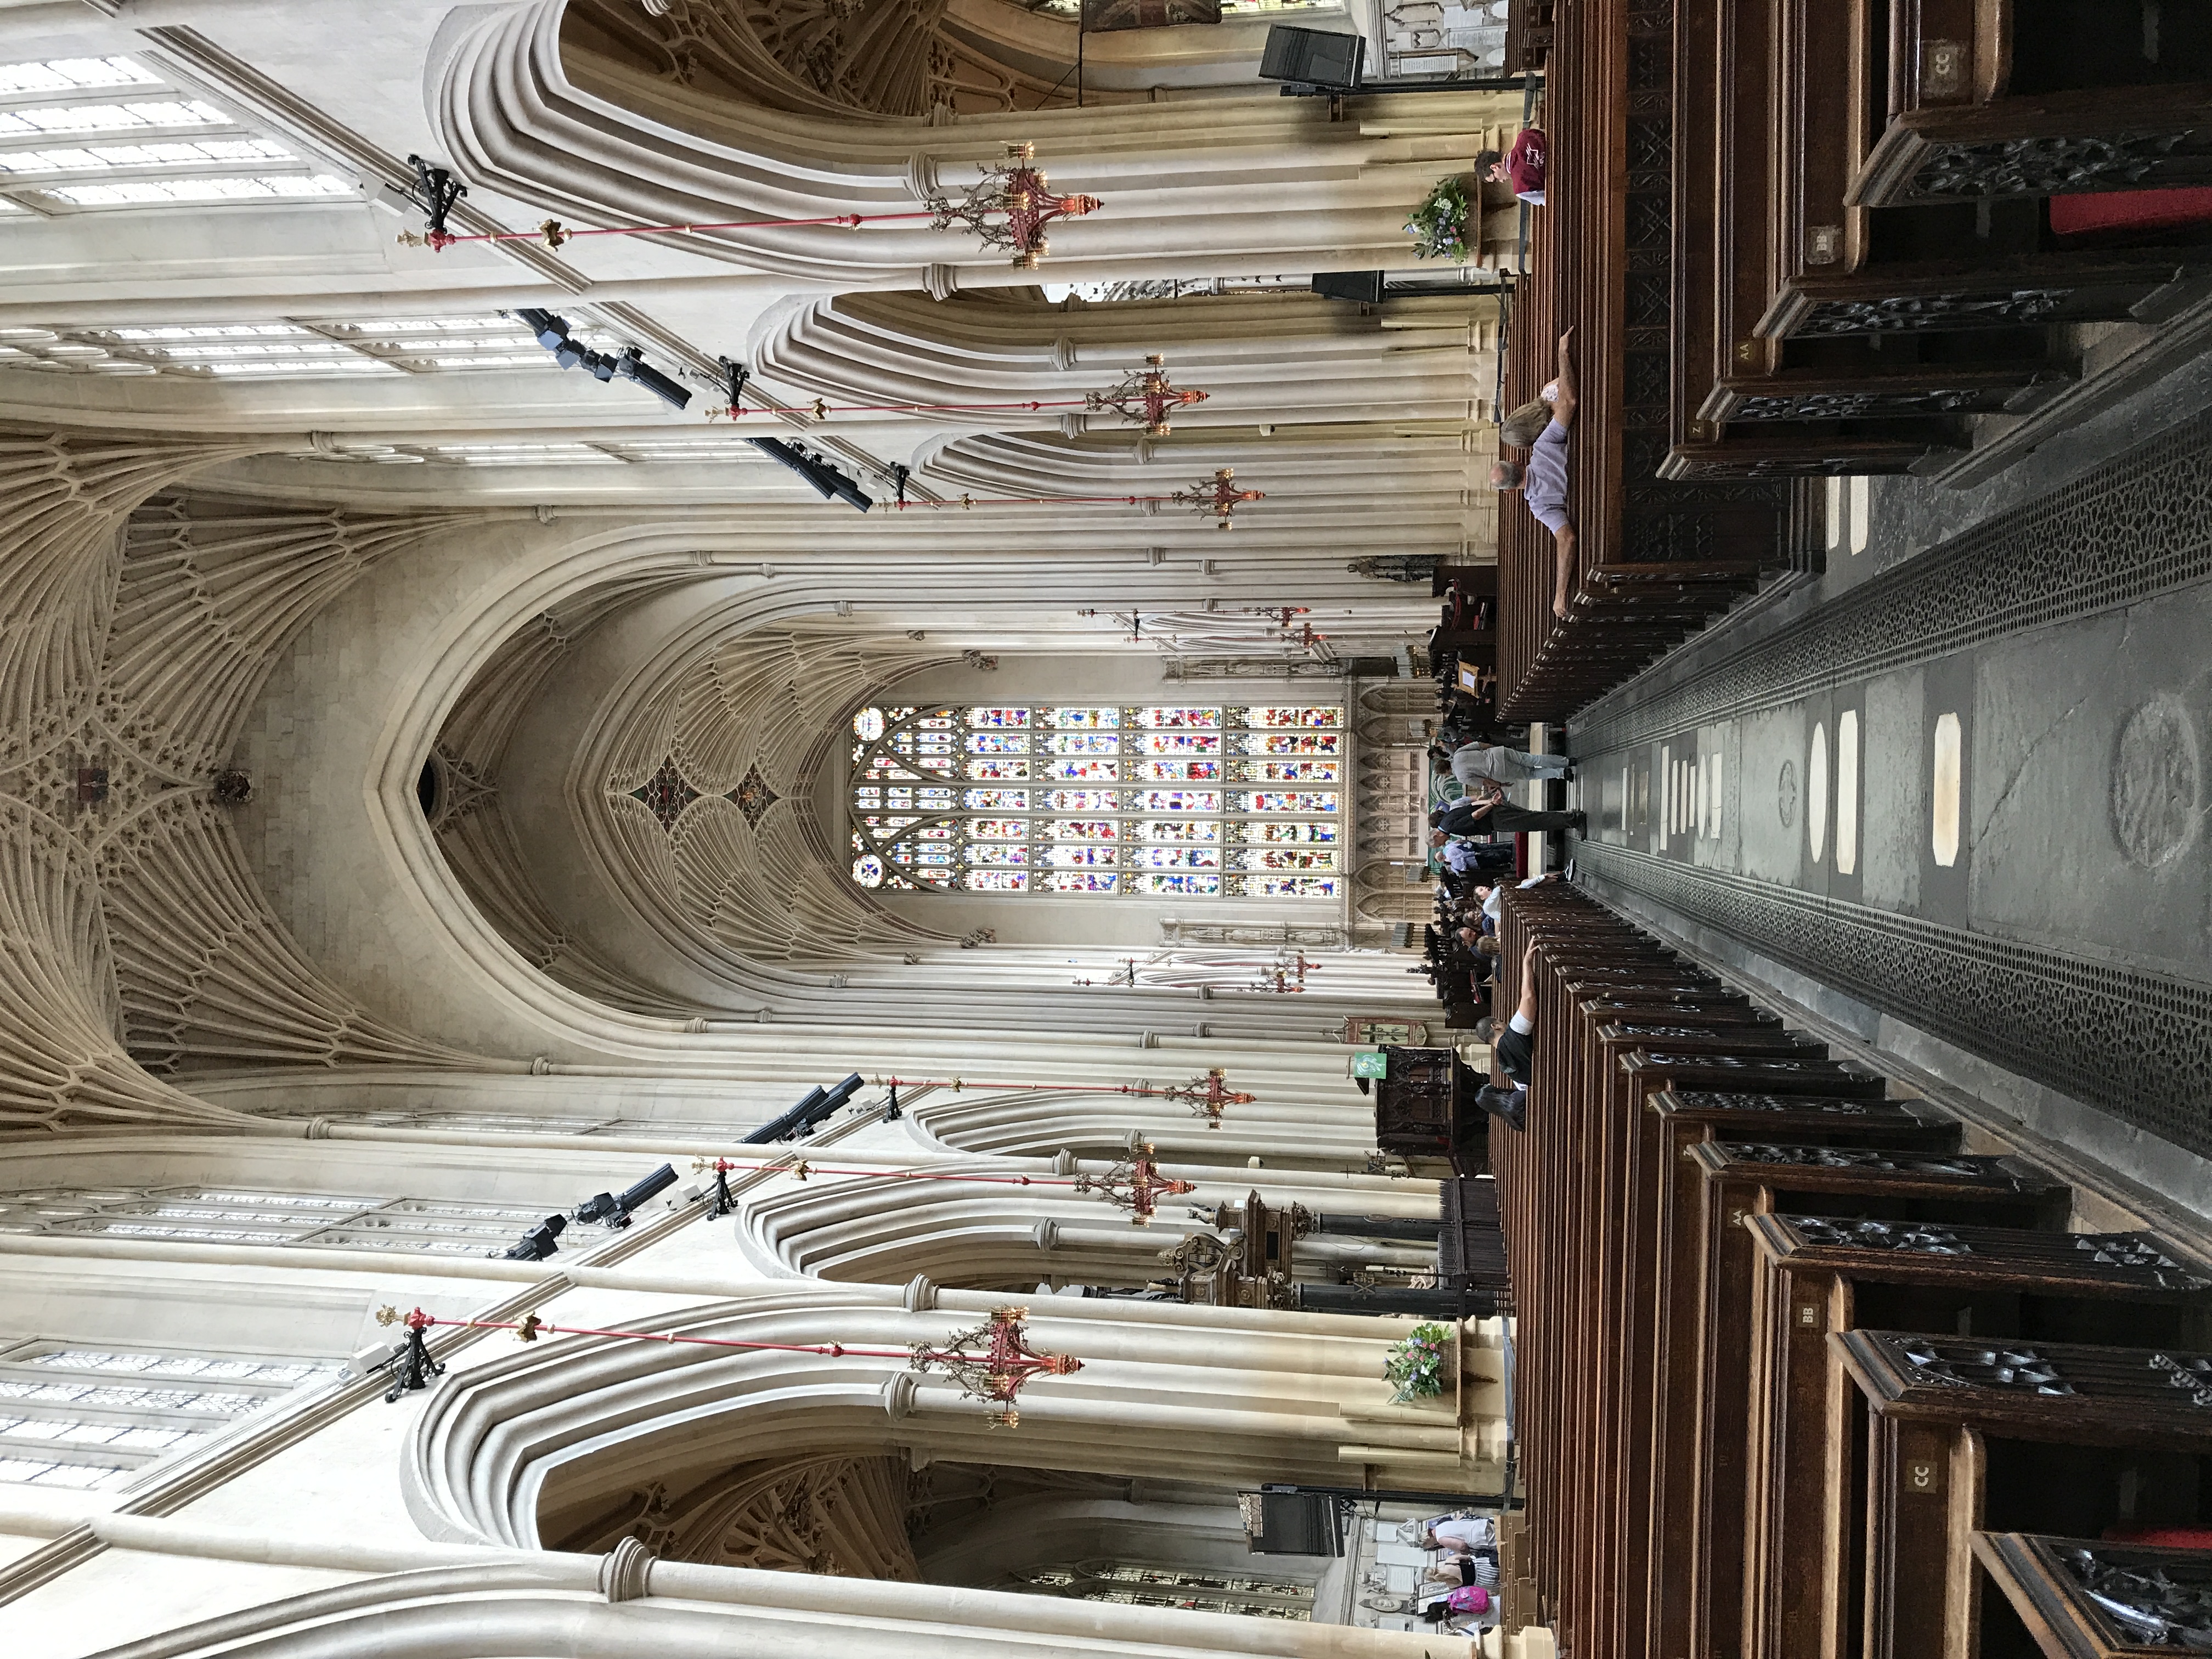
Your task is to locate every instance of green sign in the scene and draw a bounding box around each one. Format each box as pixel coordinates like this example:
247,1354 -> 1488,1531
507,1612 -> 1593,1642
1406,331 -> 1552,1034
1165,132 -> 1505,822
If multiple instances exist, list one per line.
1350,1052 -> 1388,1080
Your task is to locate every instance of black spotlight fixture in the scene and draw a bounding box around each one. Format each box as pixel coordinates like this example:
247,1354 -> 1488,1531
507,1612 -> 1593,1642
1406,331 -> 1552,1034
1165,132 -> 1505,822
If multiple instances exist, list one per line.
509,308 -> 692,410
571,1163 -> 679,1231
744,1074 -> 866,1143
497,1213 -> 567,1261
612,346 -> 692,410
748,436 -> 872,512
717,354 -> 751,410
405,154 -> 466,240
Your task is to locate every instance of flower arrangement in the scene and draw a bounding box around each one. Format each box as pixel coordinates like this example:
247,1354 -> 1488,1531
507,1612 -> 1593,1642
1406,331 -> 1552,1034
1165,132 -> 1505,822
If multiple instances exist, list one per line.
1404,175 -> 1475,263
1384,1322 -> 1453,1402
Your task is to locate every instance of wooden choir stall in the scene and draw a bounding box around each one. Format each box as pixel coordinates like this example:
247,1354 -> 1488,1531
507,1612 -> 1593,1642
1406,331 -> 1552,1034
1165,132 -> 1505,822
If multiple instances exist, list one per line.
1493,0 -> 2212,725
1486,879 -> 2212,1659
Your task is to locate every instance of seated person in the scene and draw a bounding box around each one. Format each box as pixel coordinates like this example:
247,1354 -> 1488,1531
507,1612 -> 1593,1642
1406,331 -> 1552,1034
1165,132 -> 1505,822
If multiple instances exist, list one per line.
1454,930 -> 1500,990
1471,946 -> 1539,1131
1430,828 -> 1518,879
1419,1585 -> 1493,1630
1475,871 -> 1561,926
1491,328 -> 1579,620
1479,124 -> 1546,205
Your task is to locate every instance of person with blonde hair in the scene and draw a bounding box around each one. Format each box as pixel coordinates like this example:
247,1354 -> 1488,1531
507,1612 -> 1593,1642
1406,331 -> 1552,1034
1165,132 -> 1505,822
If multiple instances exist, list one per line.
1492,329 -> 1579,620
1499,396 -> 1553,449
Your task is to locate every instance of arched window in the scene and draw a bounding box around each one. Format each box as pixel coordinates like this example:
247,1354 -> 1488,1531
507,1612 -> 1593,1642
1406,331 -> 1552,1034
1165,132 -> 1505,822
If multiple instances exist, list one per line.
849,704 -> 1344,898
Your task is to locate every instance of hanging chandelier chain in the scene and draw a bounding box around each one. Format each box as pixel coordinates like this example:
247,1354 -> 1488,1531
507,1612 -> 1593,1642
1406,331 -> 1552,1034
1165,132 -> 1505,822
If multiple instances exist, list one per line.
396,143 -> 1097,269
871,1070 -> 1248,1127
701,353 -> 1205,432
373,1304 -> 1080,1426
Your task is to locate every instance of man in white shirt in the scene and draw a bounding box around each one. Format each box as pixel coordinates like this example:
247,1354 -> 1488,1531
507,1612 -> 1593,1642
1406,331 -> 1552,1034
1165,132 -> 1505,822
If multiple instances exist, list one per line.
1475,872 -> 1553,924
1470,946 -> 1540,1131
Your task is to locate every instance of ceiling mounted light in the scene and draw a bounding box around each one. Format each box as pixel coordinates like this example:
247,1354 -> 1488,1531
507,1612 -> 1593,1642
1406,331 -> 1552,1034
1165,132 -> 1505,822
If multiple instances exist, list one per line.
510,306 -> 691,410
748,436 -> 872,512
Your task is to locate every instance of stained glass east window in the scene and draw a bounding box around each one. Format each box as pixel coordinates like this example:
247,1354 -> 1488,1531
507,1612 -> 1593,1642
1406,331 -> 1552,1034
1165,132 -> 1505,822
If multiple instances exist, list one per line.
849,704 -> 1343,898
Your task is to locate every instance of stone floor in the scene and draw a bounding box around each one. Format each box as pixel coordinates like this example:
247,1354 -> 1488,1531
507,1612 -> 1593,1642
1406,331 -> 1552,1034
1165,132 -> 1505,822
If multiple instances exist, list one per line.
1562,354 -> 2212,1228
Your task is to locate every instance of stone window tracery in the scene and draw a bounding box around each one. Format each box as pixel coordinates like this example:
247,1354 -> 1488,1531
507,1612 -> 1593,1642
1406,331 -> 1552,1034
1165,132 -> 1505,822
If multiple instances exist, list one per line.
0,1184 -> 627,1255
0,1340 -> 337,1489
849,703 -> 1345,898
0,54 -> 352,215
1011,1560 -> 1316,1619
0,313 -> 635,382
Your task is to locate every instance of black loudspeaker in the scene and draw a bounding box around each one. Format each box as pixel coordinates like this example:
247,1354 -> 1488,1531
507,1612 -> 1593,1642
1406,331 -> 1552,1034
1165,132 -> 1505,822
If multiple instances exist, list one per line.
1312,270 -> 1386,304
1244,1491 -> 1344,1555
1259,25 -> 1364,88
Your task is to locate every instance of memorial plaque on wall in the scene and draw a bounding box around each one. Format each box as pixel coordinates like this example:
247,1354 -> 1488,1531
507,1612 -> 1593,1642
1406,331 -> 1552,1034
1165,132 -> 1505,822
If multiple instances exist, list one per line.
1082,0 -> 1222,29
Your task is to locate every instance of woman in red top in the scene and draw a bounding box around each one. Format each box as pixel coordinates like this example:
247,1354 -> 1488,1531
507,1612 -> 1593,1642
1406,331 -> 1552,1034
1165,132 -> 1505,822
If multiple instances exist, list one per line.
1479,127 -> 1545,206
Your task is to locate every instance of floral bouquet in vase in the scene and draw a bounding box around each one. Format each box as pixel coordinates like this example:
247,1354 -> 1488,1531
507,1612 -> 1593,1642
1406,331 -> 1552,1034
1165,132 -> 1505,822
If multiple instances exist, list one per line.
1404,175 -> 1476,263
1384,1322 -> 1453,1403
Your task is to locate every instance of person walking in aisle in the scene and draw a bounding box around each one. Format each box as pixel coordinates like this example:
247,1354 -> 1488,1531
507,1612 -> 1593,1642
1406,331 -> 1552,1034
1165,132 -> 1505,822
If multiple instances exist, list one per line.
1444,740 -> 1572,789
1432,795 -> 1585,838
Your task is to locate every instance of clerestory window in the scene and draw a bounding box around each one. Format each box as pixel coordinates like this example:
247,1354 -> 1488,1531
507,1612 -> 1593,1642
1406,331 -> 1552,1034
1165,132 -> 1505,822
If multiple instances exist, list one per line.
0,1339 -> 337,1489
0,1184 -> 628,1255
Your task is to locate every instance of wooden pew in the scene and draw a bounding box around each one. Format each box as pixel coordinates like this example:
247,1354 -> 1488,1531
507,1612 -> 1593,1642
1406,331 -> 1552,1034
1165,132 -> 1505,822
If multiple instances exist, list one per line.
1667,0 -> 2105,478
1759,252 -> 2212,342
1492,0 -> 1806,725
1503,0 -> 1553,77
1491,901 -> 1717,1647
1440,1175 -> 1511,1306
1503,0 -> 2212,703
1974,1530 -> 2212,1658
1742,1215 -> 2212,1659
1881,0 -> 2212,122
1486,879 -> 2210,1659
1841,1331 -> 2212,1659
1492,883 -> 1921,1658
1852,83 -> 2212,208
1670,2 -> 2212,481
1666,1136 -> 2069,1659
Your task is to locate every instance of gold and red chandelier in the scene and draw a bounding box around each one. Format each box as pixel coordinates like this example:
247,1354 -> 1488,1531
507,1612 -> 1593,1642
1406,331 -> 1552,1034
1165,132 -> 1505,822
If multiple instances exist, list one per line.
397,144 -> 1098,269
377,1304 -> 1079,1427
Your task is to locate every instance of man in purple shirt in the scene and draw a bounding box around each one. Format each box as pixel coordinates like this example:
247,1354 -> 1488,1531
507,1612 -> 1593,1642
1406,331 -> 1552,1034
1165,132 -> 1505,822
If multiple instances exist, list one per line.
1490,329 -> 1578,620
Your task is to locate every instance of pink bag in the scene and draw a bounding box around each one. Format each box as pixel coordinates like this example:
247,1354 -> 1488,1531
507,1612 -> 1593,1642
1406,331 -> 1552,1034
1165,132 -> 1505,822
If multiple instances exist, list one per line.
1447,1585 -> 1492,1616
